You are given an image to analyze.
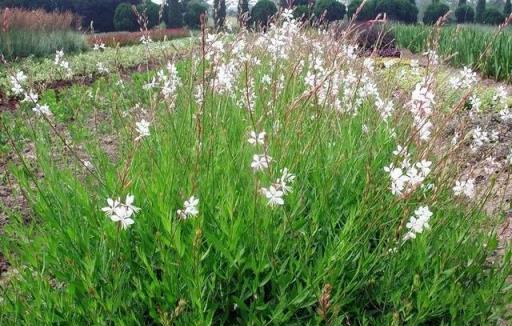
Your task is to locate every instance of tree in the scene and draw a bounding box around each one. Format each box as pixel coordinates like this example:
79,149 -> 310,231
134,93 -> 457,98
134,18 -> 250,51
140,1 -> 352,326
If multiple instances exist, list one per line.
482,7 -> 505,24
423,2 -> 449,24
214,0 -> 226,29
114,2 -> 138,31
347,0 -> 377,21
458,0 -> 466,5
238,0 -> 249,25
314,0 -> 346,22
455,4 -> 474,22
136,1 -> 161,28
375,0 -> 418,23
184,0 -> 207,28
250,0 -> 277,27
475,0 -> 485,22
505,0 -> 511,17
165,0 -> 184,27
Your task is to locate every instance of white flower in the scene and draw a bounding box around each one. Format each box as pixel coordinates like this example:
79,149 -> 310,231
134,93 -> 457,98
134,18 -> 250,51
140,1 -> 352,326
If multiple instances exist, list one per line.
97,62 -> 109,74
251,154 -> 271,172
101,197 -> 120,216
111,206 -> 135,230
453,179 -> 475,199
32,104 -> 52,116
404,206 -> 432,240
248,131 -> 266,145
276,168 -> 296,194
102,195 -> 140,230
135,119 -> 150,141
177,196 -> 199,219
470,126 -> 490,151
93,43 -> 106,51
261,186 -> 284,206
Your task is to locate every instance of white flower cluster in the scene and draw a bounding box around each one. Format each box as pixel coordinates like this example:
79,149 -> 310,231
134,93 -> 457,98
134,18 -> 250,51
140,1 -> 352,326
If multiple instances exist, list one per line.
177,196 -> 199,219
384,146 -> 432,196
135,119 -> 151,141
101,195 -> 140,229
54,50 -> 72,75
449,66 -> 477,89
143,62 -> 181,105
404,206 -> 433,241
93,42 -> 106,51
470,126 -> 498,152
10,70 -> 53,117
260,168 -> 296,207
409,77 -> 435,141
493,87 -> 511,122
453,178 -> 475,199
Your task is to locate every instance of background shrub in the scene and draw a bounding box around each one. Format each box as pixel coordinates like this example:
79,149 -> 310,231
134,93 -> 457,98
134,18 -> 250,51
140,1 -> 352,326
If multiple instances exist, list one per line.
505,0 -> 511,16
422,2 -> 449,24
314,0 -> 346,22
183,0 -> 208,29
348,0 -> 377,21
482,7 -> 505,24
375,0 -> 418,23
114,3 -> 138,31
455,4 -> 475,23
250,0 -> 278,27
136,0 -> 161,28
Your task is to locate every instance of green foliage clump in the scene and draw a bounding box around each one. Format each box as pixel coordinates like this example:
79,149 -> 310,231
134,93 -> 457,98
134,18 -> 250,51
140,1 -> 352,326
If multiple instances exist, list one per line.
422,2 -> 450,24
375,0 -> 418,23
114,3 -> 138,32
455,4 -> 475,23
184,1 -> 208,29
250,0 -> 278,27
314,0 -> 347,22
347,0 -> 377,21
481,7 -> 505,24
505,0 -> 511,16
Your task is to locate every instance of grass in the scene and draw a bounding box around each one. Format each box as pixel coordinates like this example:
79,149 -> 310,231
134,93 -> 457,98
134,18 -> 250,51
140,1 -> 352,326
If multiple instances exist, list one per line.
393,23 -> 512,82
0,29 -> 87,61
0,20 -> 511,324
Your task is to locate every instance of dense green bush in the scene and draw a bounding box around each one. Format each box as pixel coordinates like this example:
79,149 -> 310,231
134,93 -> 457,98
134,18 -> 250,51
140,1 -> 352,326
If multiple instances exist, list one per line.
422,3 -> 449,24
375,0 -> 418,23
136,1 -> 161,28
314,0 -> 346,22
505,0 -> 511,16
114,3 -> 138,31
250,0 -> 278,27
347,0 -> 377,21
482,7 -> 505,24
455,4 -> 475,23
184,0 -> 208,28
0,30 -> 87,60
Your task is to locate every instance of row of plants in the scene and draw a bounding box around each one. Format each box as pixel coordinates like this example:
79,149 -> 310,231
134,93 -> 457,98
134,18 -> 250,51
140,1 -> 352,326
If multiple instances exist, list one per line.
393,23 -> 512,81
0,8 -> 87,61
